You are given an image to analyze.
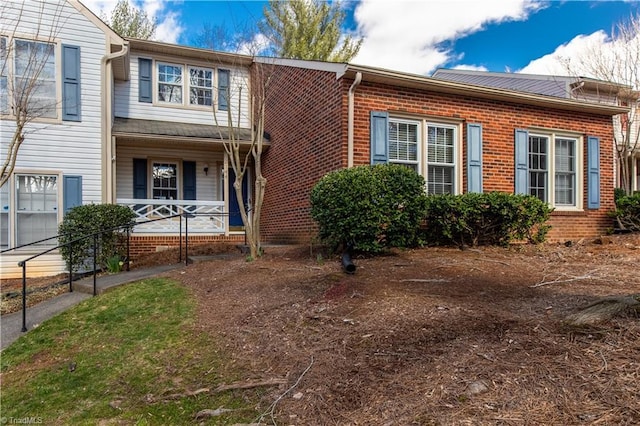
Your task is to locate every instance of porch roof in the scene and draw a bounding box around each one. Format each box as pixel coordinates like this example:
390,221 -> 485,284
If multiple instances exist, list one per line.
112,117 -> 266,144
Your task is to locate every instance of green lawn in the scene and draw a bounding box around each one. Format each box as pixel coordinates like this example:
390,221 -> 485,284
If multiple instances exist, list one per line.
1,278 -> 259,425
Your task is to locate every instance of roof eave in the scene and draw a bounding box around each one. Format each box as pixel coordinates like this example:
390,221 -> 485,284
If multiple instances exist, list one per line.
127,38 -> 254,67
345,65 -> 629,116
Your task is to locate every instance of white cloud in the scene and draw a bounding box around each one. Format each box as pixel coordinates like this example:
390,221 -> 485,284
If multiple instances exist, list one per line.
517,31 -> 609,76
453,64 -> 489,72
81,0 -> 183,43
352,0 -> 543,75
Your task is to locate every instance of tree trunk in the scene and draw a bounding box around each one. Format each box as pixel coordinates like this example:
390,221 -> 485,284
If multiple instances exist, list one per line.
564,294 -> 640,326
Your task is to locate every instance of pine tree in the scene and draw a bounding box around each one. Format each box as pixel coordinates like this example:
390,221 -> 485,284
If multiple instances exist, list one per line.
260,0 -> 362,62
103,0 -> 156,40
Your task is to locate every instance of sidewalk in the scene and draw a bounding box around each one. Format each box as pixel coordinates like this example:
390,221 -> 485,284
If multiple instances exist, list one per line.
1,264 -> 182,351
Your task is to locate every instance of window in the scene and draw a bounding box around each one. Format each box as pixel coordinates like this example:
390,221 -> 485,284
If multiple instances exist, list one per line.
1,37 -> 7,115
148,62 -> 229,109
14,39 -> 56,118
189,66 -> 212,106
152,163 -> 178,201
427,125 -> 456,194
389,119 -> 419,171
387,118 -> 458,194
158,63 -> 183,104
16,175 -> 58,246
528,133 -> 579,207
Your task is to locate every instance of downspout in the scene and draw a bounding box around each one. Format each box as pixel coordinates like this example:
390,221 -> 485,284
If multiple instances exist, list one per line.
347,72 -> 362,168
101,41 -> 129,203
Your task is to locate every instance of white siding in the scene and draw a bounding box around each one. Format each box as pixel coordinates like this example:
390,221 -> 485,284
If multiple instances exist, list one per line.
116,144 -> 224,201
1,0 -> 109,278
0,252 -> 66,279
114,53 -> 251,128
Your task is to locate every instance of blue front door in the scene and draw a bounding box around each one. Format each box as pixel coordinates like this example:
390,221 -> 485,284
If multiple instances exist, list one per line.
228,169 -> 248,227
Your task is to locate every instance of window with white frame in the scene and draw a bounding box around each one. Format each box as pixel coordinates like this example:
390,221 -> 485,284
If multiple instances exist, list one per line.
189,66 -> 213,106
388,118 -> 458,194
16,174 -> 58,246
1,37 -> 57,118
528,133 -> 579,207
152,162 -> 178,200
158,63 -> 183,104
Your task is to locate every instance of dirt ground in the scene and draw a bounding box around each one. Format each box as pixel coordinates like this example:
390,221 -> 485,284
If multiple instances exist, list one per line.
4,235 -> 640,424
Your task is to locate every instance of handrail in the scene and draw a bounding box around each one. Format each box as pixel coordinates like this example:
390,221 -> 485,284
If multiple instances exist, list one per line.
13,212 -> 195,333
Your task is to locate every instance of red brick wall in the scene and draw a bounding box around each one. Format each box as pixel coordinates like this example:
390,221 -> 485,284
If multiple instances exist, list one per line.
129,234 -> 245,258
261,65 -> 346,243
262,68 -> 617,243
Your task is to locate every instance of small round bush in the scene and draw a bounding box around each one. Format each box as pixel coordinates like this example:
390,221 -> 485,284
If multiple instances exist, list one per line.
59,204 -> 137,272
310,164 -> 428,253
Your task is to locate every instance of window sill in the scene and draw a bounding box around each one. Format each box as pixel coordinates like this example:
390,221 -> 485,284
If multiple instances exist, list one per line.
551,209 -> 587,217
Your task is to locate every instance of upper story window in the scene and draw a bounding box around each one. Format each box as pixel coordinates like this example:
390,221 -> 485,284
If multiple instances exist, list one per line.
158,63 -> 183,104
145,59 -> 227,110
1,36 -> 80,121
189,67 -> 212,106
387,117 -> 459,195
1,37 -> 57,118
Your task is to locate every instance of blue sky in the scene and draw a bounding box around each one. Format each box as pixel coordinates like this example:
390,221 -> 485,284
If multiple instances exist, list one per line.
83,0 -> 640,76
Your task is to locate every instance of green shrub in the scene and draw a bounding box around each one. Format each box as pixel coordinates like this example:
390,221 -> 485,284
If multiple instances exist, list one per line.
422,192 -> 552,248
611,192 -> 640,232
614,187 -> 627,205
310,164 -> 428,253
59,204 -> 136,273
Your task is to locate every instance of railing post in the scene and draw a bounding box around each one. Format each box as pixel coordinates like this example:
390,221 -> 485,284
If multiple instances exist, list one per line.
184,213 -> 189,266
179,214 -> 183,264
126,226 -> 131,272
20,261 -> 27,332
93,234 -> 98,296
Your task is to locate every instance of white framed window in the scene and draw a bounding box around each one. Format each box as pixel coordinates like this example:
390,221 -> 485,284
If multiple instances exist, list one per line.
388,118 -> 459,194
1,36 -> 57,118
15,174 -> 59,246
189,66 -> 213,106
152,162 -> 178,200
157,63 -> 183,104
528,132 -> 581,208
427,124 -> 456,194
389,119 -> 419,172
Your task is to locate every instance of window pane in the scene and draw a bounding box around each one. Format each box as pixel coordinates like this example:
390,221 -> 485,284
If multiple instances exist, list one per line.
158,64 -> 183,104
14,39 -> 56,118
152,163 -> 177,200
555,138 -> 576,206
389,120 -> 419,166
16,175 -> 58,246
428,166 -> 454,194
528,136 -> 548,202
427,126 -> 454,164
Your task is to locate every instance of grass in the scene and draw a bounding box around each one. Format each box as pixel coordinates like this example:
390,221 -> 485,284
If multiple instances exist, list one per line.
0,278 -> 260,425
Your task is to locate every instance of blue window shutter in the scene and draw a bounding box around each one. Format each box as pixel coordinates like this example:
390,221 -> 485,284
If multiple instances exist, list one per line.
514,129 -> 529,194
183,161 -> 196,200
63,175 -> 82,214
587,136 -> 601,209
133,158 -> 147,199
138,58 -> 152,103
467,123 -> 483,193
370,111 -> 389,164
218,69 -> 230,111
62,45 -> 81,121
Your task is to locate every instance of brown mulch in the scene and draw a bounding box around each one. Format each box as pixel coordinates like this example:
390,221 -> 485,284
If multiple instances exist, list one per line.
3,235 -> 640,424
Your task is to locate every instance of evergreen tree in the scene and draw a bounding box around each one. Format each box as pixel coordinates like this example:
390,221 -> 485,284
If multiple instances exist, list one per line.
260,0 -> 362,62
103,0 -> 156,39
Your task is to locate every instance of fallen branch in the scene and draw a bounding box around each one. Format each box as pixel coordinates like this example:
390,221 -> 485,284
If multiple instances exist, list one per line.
564,294 -> 640,326
531,271 -> 599,288
257,356 -> 314,425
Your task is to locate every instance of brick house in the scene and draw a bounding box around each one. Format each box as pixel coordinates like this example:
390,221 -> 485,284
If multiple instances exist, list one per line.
259,60 -> 627,243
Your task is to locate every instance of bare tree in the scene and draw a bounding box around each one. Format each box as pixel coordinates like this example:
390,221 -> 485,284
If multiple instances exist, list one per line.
212,57 -> 273,260
559,13 -> 640,194
0,0 -> 68,187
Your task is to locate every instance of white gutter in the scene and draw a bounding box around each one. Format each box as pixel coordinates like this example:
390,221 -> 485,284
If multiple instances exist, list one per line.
347,71 -> 362,168
101,42 -> 129,203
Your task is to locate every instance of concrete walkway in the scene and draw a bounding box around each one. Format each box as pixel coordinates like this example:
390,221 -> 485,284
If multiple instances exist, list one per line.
1,263 -> 182,351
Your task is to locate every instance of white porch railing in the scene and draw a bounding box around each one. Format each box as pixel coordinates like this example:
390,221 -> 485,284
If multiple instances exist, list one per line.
117,199 -> 226,234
